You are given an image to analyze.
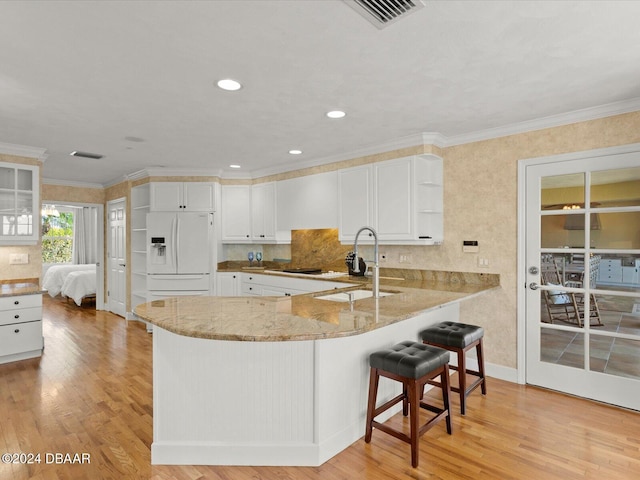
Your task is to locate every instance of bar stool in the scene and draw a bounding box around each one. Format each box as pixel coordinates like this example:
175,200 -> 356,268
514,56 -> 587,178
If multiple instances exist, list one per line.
365,340 -> 452,468
420,321 -> 486,415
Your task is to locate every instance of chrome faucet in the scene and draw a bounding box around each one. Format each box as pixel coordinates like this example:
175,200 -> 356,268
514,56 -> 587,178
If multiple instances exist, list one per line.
353,226 -> 380,298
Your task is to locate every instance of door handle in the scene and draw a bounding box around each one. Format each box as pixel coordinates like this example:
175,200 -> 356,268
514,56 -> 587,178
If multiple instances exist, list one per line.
529,282 -> 539,290
119,263 -> 126,267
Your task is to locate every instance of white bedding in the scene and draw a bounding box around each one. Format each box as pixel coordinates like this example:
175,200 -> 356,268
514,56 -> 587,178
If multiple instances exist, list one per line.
61,269 -> 97,306
43,264 -> 96,298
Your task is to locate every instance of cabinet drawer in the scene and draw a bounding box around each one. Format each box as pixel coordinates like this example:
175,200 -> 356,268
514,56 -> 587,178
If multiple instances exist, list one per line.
241,283 -> 262,296
0,306 -> 42,326
0,321 -> 43,357
0,294 -> 42,311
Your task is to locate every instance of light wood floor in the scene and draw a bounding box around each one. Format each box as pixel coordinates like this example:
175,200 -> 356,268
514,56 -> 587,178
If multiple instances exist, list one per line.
1,297 -> 639,480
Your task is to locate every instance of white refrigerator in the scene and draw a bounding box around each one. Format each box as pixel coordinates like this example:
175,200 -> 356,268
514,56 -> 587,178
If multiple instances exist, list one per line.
146,212 -> 212,295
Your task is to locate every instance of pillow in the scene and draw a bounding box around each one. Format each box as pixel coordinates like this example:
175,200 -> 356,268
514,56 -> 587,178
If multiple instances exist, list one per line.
546,283 -> 571,305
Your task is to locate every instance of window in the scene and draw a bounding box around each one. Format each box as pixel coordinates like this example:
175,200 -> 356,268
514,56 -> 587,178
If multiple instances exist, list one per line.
41,206 -> 74,264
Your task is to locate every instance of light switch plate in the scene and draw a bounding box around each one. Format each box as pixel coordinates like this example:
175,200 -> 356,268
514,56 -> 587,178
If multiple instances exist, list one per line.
9,253 -> 29,264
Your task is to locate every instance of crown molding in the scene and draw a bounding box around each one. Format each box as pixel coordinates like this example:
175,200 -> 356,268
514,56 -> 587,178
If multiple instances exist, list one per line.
42,177 -> 104,189
249,132 -> 445,179
0,142 -> 48,161
443,96 -> 640,147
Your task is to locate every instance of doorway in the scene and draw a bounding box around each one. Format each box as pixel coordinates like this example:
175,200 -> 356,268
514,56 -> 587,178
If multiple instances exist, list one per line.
519,144 -> 640,410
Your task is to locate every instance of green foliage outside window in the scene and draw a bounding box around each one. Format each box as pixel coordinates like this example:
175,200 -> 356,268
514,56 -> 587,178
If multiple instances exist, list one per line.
42,212 -> 74,263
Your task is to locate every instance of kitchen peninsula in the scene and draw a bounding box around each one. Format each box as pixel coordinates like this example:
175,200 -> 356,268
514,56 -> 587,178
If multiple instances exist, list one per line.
135,269 -> 499,466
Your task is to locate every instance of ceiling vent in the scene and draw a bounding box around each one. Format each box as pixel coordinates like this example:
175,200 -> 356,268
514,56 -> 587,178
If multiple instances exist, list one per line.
343,0 -> 426,29
70,151 -> 104,160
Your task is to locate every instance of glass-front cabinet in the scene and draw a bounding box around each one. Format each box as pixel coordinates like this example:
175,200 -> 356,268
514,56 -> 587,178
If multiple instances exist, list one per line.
0,162 -> 39,244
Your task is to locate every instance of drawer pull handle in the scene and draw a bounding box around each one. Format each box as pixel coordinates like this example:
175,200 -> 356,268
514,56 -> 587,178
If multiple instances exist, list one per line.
14,329 -> 20,334
14,315 -> 20,319
14,300 -> 20,305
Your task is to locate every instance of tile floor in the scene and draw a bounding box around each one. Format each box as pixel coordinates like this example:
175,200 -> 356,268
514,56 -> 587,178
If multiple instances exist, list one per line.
540,288 -> 640,379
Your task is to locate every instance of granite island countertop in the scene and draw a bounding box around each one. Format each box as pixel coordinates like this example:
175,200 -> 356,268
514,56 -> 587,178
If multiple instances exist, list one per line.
0,278 -> 44,297
135,268 -> 500,342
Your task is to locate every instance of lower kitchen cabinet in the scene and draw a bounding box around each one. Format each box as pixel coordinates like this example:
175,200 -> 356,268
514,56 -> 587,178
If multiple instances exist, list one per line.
217,272 -> 241,296
0,293 -> 44,364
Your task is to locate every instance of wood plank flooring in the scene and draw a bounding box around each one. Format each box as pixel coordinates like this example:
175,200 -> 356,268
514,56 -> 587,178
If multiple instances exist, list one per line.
1,296 -> 639,479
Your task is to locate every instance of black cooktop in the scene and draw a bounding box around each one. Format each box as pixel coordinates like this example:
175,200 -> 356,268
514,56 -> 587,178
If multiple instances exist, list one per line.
282,267 -> 322,275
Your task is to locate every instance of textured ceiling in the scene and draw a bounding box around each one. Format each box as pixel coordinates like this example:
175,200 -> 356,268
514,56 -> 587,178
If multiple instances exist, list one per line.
1,1 -> 640,186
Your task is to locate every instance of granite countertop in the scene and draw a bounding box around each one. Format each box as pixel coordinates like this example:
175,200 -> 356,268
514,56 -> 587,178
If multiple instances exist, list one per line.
135,268 -> 500,342
0,278 -> 45,297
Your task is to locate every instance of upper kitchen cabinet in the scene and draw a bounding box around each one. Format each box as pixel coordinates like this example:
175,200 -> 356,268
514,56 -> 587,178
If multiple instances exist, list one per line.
221,182 -> 282,244
220,185 -> 251,243
277,171 -> 338,234
150,182 -> 215,212
0,162 -> 39,245
251,182 -> 277,242
338,154 -> 443,245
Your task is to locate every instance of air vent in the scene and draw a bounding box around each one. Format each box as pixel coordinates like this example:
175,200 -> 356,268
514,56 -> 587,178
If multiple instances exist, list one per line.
70,151 -> 104,160
343,0 -> 426,29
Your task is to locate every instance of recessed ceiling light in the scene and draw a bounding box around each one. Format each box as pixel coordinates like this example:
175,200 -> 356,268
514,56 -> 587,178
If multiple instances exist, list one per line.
217,79 -> 242,91
326,110 -> 346,119
229,164 -> 241,169
288,149 -> 303,155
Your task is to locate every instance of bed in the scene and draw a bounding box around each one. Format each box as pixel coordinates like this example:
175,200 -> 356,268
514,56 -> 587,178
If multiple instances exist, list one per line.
61,269 -> 97,306
42,264 -> 96,305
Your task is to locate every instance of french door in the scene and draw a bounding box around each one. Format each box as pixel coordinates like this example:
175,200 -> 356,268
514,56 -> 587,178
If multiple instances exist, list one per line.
522,146 -> 640,410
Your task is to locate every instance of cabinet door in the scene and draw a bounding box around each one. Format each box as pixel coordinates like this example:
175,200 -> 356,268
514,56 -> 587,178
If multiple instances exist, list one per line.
150,183 -> 183,211
251,183 -> 276,241
221,185 -> 251,242
0,162 -> 39,244
217,272 -> 240,296
375,158 -> 414,240
184,183 -> 215,211
277,171 -> 338,231
338,165 -> 373,242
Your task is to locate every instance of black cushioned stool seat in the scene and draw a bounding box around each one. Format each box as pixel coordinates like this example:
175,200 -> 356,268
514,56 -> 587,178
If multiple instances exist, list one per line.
420,321 -> 486,415
365,341 -> 452,468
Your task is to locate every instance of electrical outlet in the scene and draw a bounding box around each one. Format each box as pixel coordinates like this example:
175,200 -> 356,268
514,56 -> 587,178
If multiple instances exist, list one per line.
399,253 -> 413,264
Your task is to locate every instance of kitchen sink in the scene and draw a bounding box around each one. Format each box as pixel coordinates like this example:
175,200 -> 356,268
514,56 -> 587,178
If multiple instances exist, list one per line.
314,289 -> 395,302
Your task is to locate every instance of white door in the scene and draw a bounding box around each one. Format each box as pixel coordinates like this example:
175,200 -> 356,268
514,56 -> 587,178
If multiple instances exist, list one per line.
522,146 -> 640,410
107,198 -> 126,317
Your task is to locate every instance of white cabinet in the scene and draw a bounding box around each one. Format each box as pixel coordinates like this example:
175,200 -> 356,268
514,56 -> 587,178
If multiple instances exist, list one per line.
130,183 -> 151,312
338,154 -> 443,245
221,183 -> 281,243
0,294 -> 43,364
622,266 -> 639,285
251,182 -> 277,242
375,158 -> 413,241
217,272 -> 241,296
240,273 -> 350,297
277,171 -> 338,233
220,185 -> 252,242
598,258 -> 623,284
338,165 -> 373,241
0,162 -> 39,245
150,182 -> 215,212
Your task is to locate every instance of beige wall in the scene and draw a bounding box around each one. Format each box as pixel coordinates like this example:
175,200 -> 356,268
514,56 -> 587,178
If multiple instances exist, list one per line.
0,154 -> 43,282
